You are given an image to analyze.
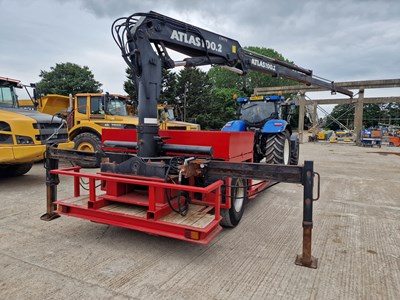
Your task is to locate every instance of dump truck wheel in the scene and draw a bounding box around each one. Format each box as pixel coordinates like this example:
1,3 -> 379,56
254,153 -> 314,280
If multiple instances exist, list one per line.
220,178 -> 247,228
264,130 -> 291,165
73,133 -> 101,168
0,163 -> 33,177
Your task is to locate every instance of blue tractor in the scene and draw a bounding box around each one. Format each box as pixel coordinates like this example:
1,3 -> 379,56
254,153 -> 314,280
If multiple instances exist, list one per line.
222,95 -> 299,165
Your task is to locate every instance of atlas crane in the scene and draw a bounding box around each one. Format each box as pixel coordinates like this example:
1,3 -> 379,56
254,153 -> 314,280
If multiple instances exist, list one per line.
42,11 -> 353,269
111,11 -> 352,158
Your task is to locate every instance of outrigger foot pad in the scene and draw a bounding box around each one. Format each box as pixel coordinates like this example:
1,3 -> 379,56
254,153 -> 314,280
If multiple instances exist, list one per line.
295,254 -> 318,269
40,213 -> 61,221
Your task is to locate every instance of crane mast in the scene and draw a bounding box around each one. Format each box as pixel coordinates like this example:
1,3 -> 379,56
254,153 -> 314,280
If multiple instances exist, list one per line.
112,11 -> 353,157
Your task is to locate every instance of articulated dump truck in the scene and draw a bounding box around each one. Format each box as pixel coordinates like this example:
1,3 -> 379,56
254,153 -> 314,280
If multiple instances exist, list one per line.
0,77 -> 73,176
20,93 -> 200,167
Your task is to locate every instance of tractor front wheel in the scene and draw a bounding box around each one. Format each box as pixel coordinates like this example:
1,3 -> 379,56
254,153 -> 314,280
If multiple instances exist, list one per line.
264,130 -> 291,165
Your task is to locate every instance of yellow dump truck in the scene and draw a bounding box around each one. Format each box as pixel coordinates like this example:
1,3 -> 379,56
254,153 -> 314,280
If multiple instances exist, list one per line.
20,94 -> 201,167
157,103 -> 200,130
23,93 -> 139,167
0,77 -> 73,176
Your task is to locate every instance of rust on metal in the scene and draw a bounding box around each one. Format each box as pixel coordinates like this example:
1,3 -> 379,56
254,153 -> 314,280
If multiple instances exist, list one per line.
295,227 -> 318,269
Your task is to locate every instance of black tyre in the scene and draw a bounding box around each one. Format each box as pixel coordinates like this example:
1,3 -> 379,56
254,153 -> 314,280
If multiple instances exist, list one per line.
73,132 -> 102,168
0,163 -> 33,177
290,134 -> 300,165
220,178 -> 247,228
253,144 -> 264,163
264,130 -> 291,165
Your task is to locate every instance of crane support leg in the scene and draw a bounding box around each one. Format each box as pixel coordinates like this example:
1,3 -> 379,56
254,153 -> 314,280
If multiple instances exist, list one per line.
41,146 -> 61,221
40,145 -> 102,221
206,160 -> 319,268
295,161 -> 319,268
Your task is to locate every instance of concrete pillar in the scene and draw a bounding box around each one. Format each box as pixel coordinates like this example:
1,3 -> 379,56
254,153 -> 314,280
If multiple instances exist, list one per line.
354,89 -> 364,144
298,92 -> 306,143
312,103 -> 318,130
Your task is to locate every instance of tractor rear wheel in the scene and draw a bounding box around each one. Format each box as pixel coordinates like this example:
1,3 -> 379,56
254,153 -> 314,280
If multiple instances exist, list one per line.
290,134 -> 300,165
73,133 -> 102,168
220,178 -> 247,228
264,130 -> 291,165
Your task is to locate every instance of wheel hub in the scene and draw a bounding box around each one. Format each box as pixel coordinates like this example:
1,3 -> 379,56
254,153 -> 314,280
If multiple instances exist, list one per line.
233,182 -> 245,212
77,142 -> 95,152
284,139 -> 290,165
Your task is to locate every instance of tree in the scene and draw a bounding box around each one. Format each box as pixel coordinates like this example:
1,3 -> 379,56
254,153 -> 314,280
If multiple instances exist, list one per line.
208,46 -> 298,95
123,68 -> 178,101
198,88 -> 243,129
121,46 -> 306,130
243,46 -> 299,93
123,67 -> 136,99
36,62 -> 102,95
326,104 -> 355,130
160,69 -> 178,103
382,102 -> 400,125
175,67 -> 212,127
326,102 -> 400,130
207,46 -> 300,129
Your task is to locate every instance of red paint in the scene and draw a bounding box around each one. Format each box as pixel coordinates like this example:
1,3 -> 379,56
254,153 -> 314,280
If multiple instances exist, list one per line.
52,129 -> 268,244
102,129 -> 254,161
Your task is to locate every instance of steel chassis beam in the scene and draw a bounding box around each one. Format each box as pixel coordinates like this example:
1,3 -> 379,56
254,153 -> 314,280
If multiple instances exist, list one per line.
42,145 -> 320,268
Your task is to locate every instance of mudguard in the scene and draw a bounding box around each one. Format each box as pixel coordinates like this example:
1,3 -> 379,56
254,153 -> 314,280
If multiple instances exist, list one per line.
290,132 -> 299,142
221,120 -> 246,132
261,119 -> 288,133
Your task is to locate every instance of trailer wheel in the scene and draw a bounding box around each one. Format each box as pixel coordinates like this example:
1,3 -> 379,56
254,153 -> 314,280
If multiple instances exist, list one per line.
0,163 -> 33,177
220,178 -> 247,228
264,130 -> 291,165
73,133 -> 101,168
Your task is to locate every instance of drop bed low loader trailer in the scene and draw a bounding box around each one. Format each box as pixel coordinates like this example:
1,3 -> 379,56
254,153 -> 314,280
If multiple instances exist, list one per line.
41,11 -> 353,269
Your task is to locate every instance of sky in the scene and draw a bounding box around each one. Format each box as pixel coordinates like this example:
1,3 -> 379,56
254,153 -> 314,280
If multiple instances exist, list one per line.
2,0 -> 400,106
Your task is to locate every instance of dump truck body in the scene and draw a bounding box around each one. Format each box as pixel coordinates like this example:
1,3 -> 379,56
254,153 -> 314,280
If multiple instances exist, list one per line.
0,77 -> 73,176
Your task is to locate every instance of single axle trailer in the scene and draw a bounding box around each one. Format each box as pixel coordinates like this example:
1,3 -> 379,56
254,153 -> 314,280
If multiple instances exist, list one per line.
42,129 -> 320,268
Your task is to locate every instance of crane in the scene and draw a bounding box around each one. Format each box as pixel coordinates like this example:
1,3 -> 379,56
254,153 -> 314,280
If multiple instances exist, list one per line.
111,11 -> 353,158
42,11 -> 353,269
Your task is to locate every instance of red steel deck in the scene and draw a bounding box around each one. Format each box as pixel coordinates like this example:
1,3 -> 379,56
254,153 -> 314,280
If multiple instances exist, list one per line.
53,130 -> 269,244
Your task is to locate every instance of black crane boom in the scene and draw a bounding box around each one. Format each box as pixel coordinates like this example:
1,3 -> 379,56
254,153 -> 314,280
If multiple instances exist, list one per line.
112,11 -> 353,157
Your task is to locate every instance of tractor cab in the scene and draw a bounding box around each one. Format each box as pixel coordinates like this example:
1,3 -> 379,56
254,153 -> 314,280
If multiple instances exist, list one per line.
237,95 -> 284,128
222,94 -> 298,164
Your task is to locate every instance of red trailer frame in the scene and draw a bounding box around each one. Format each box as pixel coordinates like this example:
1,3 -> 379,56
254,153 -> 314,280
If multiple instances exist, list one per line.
43,129 -> 319,267
50,130 -> 270,244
